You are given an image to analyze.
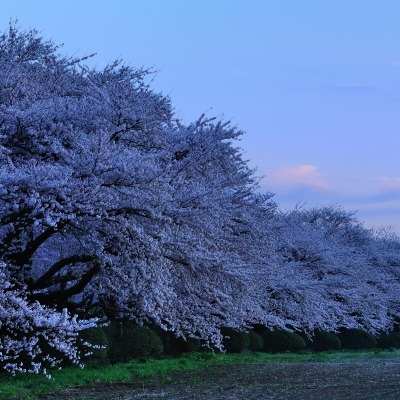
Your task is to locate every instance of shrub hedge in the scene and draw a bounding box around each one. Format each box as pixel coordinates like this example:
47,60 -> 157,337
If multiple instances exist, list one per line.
261,328 -> 306,353
150,326 -> 202,355
221,328 -> 250,353
312,330 -> 341,352
78,326 -> 109,364
338,328 -> 377,350
248,331 -> 264,352
76,322 -> 390,365
104,321 -> 163,363
377,331 -> 400,349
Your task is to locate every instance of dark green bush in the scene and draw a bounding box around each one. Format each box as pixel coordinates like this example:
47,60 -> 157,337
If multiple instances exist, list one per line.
377,331 -> 400,349
312,330 -> 341,352
151,327 -> 201,355
183,337 -> 202,353
248,331 -> 264,352
148,325 -> 173,354
338,328 -> 377,350
79,326 -> 109,364
104,321 -> 163,363
169,336 -> 202,354
221,327 -> 250,353
251,324 -> 267,334
261,328 -> 306,353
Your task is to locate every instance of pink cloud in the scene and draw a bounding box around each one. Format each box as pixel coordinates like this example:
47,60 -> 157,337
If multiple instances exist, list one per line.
378,177 -> 400,192
266,164 -> 331,191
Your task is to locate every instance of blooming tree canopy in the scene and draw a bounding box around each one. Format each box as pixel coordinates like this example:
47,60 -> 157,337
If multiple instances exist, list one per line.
0,23 -> 399,373
0,23 -> 273,368
245,206 -> 400,334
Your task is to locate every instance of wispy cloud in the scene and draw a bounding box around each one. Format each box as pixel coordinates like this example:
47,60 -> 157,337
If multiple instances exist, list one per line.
378,177 -> 400,192
334,82 -> 376,92
260,168 -> 400,234
325,81 -> 395,97
266,164 -> 331,192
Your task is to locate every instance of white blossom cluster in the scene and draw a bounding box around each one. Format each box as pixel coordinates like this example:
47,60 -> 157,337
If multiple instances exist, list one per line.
0,262 -> 96,375
0,23 -> 399,373
243,206 -> 400,335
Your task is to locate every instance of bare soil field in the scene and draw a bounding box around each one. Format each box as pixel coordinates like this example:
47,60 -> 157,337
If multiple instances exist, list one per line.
40,361 -> 400,400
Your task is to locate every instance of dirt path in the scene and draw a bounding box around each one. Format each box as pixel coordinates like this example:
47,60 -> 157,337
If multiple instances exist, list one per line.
40,361 -> 400,399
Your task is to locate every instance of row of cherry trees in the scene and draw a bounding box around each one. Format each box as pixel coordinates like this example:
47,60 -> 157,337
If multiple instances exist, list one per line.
0,24 -> 399,373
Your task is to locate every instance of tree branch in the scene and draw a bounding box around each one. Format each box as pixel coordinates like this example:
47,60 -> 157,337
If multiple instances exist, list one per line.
32,254 -> 94,290
34,264 -> 100,305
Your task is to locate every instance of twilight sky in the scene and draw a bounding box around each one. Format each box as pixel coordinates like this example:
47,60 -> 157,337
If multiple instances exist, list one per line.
1,1 -> 400,233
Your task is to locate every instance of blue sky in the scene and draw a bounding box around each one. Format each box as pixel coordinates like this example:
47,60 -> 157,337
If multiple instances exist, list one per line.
1,1 -> 400,233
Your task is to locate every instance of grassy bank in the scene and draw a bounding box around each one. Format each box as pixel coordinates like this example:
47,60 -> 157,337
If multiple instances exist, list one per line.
1,349 -> 400,400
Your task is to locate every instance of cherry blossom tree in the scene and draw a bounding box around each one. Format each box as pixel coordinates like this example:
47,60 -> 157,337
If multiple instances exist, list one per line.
0,23 -> 273,361
245,206 -> 400,334
1,23 -> 400,373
